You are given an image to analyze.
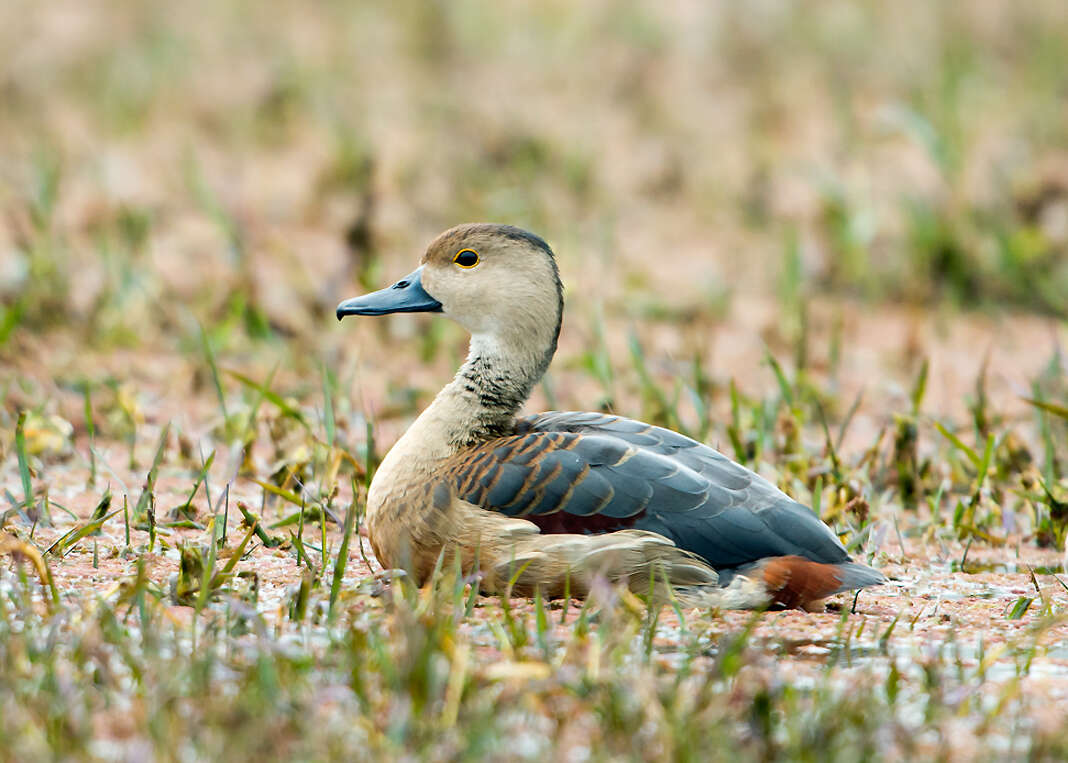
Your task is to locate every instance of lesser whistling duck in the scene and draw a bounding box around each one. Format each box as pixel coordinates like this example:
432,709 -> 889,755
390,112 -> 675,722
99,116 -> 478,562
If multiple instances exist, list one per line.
337,224 -> 884,609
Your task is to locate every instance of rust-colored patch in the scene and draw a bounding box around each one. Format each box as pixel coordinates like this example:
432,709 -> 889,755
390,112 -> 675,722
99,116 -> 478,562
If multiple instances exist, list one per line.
756,556 -> 848,609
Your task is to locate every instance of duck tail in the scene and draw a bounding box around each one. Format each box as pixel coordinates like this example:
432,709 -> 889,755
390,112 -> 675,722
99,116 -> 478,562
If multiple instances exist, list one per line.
712,556 -> 885,610
829,561 -> 887,593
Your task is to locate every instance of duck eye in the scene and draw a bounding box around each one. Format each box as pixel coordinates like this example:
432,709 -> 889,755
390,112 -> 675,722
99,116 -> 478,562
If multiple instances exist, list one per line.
453,249 -> 479,268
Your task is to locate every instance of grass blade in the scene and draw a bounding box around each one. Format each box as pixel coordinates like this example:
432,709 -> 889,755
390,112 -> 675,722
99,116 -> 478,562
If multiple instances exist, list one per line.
200,327 -> 227,421
322,362 -> 336,448
910,358 -> 929,416
175,450 -> 215,516
764,349 -> 794,407
226,368 -> 309,428
329,496 -> 358,621
14,411 -> 34,515
134,423 -> 171,520
1022,397 -> 1068,421
236,502 -> 284,548
82,381 -> 96,486
1006,596 -> 1033,620
47,506 -> 121,557
933,420 -> 980,467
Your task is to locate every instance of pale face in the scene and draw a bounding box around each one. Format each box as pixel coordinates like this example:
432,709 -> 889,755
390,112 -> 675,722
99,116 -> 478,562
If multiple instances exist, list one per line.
419,226 -> 560,338
337,224 -> 563,351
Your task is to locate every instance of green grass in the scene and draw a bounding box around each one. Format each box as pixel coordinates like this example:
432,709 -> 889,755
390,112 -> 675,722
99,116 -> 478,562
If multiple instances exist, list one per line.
2,548 -> 1067,761
2,326 -> 1065,758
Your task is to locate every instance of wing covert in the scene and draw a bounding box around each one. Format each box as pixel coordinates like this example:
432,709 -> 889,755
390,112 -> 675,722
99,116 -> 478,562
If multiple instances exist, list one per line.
445,412 -> 853,569
443,430 -> 709,524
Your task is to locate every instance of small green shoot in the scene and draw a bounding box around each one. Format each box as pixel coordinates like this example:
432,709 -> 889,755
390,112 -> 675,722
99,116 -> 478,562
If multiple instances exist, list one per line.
14,411 -> 35,518
328,496 -> 358,621
133,422 -> 171,521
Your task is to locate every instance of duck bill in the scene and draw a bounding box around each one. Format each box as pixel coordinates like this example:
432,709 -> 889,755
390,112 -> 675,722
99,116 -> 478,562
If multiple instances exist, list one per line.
336,266 -> 443,320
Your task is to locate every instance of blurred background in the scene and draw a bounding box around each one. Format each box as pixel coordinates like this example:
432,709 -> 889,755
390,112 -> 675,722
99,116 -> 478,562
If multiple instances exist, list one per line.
5,6 -> 1068,757
1,0 -> 1067,448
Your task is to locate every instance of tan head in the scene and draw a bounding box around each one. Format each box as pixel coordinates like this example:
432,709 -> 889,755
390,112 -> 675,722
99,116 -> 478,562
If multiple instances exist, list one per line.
338,224 -> 564,375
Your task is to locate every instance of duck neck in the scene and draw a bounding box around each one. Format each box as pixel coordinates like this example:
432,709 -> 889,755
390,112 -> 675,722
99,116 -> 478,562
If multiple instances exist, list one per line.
383,331 -> 550,471
441,332 -> 549,445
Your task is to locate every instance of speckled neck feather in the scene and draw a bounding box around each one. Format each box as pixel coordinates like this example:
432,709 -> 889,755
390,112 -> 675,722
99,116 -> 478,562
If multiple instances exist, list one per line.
433,236 -> 563,447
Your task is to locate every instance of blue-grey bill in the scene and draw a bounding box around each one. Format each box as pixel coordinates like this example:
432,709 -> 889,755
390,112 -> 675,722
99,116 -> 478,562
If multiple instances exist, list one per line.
336,266 -> 443,319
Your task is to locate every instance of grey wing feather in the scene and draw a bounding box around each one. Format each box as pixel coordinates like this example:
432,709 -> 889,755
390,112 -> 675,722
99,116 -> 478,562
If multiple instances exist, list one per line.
521,412 -> 852,568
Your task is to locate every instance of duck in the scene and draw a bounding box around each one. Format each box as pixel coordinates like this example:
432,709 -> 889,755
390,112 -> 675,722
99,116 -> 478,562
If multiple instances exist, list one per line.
336,223 -> 884,610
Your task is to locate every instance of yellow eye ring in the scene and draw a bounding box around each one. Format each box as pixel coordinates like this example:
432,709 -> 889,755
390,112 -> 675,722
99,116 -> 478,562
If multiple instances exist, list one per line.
453,248 -> 479,268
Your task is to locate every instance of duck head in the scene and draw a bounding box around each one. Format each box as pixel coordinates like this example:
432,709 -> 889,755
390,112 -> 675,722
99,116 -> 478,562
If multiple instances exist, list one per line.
337,223 -> 564,375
